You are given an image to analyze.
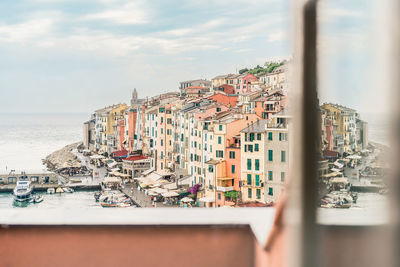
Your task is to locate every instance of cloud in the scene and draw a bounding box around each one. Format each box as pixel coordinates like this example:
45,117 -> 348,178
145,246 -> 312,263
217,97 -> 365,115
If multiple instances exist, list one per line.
82,2 -> 149,25
0,19 -> 53,44
267,31 -> 287,42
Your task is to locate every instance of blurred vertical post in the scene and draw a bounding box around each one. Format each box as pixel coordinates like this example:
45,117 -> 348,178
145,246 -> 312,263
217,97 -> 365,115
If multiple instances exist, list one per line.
389,0 -> 400,266
300,1 -> 320,267
288,0 -> 320,267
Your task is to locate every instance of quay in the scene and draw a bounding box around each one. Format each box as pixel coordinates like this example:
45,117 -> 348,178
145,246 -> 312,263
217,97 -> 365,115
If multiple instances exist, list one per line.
0,172 -> 102,193
351,184 -> 384,193
0,183 -> 101,193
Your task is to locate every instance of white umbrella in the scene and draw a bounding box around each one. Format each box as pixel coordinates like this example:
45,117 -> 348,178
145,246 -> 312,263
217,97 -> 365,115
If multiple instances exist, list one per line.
90,154 -> 104,160
162,191 -> 179,198
180,197 -> 194,202
153,188 -> 168,194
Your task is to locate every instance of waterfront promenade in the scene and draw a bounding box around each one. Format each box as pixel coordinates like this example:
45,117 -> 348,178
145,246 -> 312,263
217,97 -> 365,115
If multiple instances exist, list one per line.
121,184 -> 169,208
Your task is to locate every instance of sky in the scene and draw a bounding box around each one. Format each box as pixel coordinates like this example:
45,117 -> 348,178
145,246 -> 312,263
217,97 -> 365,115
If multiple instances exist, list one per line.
0,0 -> 389,114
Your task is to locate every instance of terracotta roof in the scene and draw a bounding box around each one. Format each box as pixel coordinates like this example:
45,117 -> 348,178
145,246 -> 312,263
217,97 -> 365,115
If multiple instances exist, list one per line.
323,150 -> 339,158
112,150 -> 128,157
124,155 -> 148,161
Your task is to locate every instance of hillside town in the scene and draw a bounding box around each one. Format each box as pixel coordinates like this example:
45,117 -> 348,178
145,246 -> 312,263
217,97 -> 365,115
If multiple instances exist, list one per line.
81,61 -> 370,207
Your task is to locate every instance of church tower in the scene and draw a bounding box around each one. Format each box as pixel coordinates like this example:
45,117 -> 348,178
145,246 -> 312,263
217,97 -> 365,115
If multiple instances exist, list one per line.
131,88 -> 138,106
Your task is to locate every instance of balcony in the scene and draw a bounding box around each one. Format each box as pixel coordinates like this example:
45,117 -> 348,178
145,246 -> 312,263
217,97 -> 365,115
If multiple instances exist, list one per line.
216,186 -> 234,192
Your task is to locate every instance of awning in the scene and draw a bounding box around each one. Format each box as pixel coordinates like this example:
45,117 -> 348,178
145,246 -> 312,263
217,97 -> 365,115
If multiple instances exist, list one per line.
162,191 -> 179,198
346,155 -> 362,160
108,161 -> 118,168
147,172 -> 163,182
181,197 -> 194,202
109,171 -> 130,178
142,168 -> 154,176
330,177 -> 349,184
111,168 -> 120,172
104,177 -> 122,183
152,188 -> 168,194
323,150 -> 339,158
333,161 -> 344,169
199,196 -> 215,203
330,168 -> 342,172
162,183 -> 178,190
321,171 -> 342,178
90,154 -> 104,160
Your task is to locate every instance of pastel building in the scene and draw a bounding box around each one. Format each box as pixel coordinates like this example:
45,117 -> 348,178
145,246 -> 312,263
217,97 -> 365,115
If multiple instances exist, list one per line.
240,112 -> 290,204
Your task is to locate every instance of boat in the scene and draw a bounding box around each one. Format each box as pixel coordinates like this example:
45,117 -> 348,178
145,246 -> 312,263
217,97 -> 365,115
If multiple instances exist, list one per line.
32,195 -> 44,203
101,202 -> 131,208
13,178 -> 33,202
63,187 -> 74,193
94,192 -> 101,201
56,187 -> 64,193
47,188 -> 55,194
334,203 -> 352,209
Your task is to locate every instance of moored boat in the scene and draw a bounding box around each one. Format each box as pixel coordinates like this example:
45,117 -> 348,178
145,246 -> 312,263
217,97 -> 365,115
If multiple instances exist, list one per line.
56,187 -> 64,193
63,187 -> 74,193
47,188 -> 55,194
32,195 -> 44,203
13,177 -> 33,202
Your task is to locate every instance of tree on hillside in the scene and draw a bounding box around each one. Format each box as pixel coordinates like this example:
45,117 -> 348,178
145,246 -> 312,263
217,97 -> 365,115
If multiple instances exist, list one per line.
265,61 -> 285,73
239,68 -> 249,74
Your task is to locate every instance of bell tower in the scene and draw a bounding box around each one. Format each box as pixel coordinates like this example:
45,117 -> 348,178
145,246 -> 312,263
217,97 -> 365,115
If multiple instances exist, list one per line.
131,88 -> 138,106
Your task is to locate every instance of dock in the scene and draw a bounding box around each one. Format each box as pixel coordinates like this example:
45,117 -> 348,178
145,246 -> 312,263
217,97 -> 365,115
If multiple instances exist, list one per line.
0,183 -> 101,193
350,184 -> 384,193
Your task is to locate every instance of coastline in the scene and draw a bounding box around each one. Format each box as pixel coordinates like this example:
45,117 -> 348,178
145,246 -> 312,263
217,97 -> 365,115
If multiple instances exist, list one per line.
42,142 -> 82,171
368,141 -> 390,169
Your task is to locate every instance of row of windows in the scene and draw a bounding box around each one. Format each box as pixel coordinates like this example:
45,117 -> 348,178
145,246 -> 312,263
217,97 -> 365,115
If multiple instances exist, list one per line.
267,171 -> 286,182
243,132 -> 288,142
245,150 -> 286,165
246,172 -> 285,186
244,144 -> 259,152
247,159 -> 260,171
247,188 -> 262,199
246,174 -> 261,186
244,133 -> 262,141
247,188 -> 273,199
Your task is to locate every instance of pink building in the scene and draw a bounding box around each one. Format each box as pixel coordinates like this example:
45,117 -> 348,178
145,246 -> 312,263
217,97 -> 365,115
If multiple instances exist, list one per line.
236,73 -> 258,94
127,108 -> 138,153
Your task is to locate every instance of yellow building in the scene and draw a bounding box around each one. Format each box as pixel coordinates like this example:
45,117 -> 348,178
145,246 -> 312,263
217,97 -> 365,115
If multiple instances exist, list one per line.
240,120 -> 267,203
321,103 -> 357,153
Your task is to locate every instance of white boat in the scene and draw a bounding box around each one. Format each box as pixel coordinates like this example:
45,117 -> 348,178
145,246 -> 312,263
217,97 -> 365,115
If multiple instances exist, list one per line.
30,195 -> 44,203
47,188 -> 55,194
63,187 -> 74,193
13,179 -> 33,202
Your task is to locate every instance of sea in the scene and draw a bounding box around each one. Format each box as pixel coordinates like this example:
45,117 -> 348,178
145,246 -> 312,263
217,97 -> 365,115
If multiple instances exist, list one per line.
0,113 -> 89,174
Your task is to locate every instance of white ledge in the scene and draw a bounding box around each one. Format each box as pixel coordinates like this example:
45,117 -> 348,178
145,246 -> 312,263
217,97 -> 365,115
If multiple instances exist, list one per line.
0,207 -> 276,246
